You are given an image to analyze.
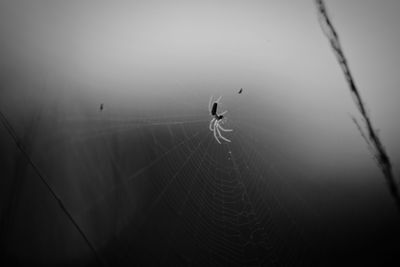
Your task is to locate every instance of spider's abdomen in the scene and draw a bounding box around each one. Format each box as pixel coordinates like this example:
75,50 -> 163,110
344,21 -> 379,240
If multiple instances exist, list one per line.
211,102 -> 218,116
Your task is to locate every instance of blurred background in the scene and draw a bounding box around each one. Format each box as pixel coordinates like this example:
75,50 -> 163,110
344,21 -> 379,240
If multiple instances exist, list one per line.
1,0 -> 400,265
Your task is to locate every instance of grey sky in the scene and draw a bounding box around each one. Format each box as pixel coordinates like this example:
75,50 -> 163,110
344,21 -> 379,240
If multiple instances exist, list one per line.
1,0 -> 400,196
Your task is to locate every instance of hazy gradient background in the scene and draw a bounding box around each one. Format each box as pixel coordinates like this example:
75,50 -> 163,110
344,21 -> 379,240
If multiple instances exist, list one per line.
1,0 -> 400,265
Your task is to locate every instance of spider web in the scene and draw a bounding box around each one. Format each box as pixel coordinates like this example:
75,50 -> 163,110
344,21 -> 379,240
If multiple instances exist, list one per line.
1,98 -> 325,266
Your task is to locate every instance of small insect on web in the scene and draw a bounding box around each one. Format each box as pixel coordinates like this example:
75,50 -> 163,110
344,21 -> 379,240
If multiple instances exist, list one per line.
208,96 -> 233,144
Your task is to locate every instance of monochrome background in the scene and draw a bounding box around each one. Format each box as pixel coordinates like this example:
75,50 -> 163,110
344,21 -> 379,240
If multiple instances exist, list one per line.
1,0 -> 399,265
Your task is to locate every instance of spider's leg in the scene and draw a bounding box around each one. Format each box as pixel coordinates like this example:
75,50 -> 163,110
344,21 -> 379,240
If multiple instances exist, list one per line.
213,121 -> 221,144
217,126 -> 231,142
209,118 -> 216,131
216,96 -> 222,104
218,124 -> 233,132
209,96 -> 214,113
217,127 -> 231,142
219,110 -> 227,116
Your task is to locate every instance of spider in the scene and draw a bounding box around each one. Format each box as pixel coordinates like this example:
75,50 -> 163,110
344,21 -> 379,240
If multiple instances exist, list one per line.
208,96 -> 233,144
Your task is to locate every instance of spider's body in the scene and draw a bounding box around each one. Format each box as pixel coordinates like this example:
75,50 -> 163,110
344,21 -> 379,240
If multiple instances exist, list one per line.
216,114 -> 224,120
208,96 -> 233,144
211,102 -> 218,116
211,102 -> 224,120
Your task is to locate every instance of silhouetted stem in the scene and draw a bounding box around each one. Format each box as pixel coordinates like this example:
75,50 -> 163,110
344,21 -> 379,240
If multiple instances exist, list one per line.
0,110 -> 107,266
315,0 -> 400,213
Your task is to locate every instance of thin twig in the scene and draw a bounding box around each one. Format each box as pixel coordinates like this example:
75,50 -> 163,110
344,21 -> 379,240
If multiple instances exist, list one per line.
315,0 -> 400,212
0,110 -> 107,265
